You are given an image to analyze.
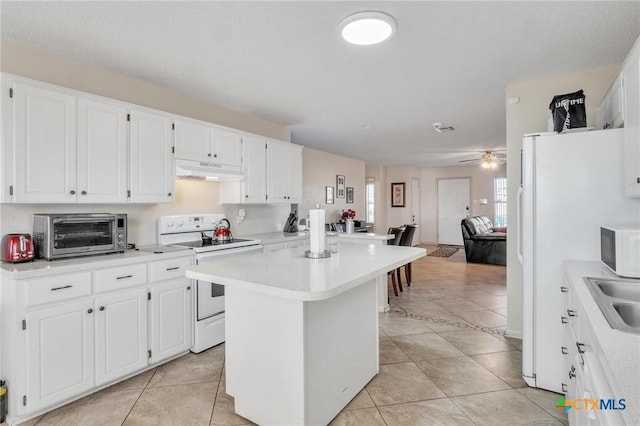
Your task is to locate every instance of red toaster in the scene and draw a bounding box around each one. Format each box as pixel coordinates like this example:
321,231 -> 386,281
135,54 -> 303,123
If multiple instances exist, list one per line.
1,234 -> 35,263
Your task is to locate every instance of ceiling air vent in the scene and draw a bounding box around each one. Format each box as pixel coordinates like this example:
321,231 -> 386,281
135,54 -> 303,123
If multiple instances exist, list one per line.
432,122 -> 455,133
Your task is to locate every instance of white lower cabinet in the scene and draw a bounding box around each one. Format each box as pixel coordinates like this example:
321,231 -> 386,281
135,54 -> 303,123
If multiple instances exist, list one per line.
26,300 -> 94,412
150,279 -> 192,363
95,288 -> 148,386
2,253 -> 193,423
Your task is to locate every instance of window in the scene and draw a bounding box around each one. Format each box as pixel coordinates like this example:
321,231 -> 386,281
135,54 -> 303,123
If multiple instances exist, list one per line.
366,180 -> 375,223
494,177 -> 507,227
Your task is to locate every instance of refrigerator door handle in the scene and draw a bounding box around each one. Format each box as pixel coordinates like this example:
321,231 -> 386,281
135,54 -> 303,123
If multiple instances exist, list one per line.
516,185 -> 524,265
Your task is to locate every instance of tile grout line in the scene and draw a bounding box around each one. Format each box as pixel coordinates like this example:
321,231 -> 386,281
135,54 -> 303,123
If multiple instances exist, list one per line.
120,367 -> 159,426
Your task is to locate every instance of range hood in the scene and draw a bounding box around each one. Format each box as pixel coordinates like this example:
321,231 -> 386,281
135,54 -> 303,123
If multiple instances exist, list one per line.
175,159 -> 243,181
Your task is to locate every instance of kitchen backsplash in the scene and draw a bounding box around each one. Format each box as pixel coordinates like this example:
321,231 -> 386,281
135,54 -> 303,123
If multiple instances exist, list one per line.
0,180 -> 291,246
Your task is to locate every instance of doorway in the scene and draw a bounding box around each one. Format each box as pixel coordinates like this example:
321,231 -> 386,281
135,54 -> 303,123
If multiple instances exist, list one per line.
437,178 -> 470,246
410,178 -> 420,245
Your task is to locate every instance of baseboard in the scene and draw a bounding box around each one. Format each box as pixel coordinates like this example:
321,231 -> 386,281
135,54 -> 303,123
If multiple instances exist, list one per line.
505,329 -> 523,339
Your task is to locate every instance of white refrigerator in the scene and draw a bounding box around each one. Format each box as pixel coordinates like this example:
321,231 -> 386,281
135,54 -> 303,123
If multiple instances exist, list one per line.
518,128 -> 640,393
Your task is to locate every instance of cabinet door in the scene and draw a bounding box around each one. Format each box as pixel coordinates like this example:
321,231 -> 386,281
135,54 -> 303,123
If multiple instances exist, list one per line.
77,97 -> 128,203
150,279 -> 192,363
242,136 -> 267,203
95,288 -> 148,386
174,118 -> 212,162
213,128 -> 242,166
267,140 -> 288,203
623,57 -> 640,197
129,108 -> 174,203
26,300 -> 94,412
286,144 -> 303,203
12,81 -> 77,203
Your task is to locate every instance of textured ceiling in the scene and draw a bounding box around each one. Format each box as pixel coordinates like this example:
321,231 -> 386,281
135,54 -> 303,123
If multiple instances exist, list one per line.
2,1 -> 639,167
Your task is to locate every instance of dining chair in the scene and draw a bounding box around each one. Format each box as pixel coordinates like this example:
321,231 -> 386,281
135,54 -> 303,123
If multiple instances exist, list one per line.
386,227 -> 405,297
397,224 -> 417,287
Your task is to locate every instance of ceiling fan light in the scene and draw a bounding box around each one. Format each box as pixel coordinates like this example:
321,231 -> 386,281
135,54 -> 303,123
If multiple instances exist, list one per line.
481,161 -> 490,169
340,11 -> 396,45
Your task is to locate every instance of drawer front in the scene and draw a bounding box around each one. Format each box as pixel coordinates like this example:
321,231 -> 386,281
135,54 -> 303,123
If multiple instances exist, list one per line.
26,271 -> 92,307
95,263 -> 147,293
149,256 -> 191,283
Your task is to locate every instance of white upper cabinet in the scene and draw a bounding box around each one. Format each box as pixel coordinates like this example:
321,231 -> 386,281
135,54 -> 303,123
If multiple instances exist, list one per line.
220,136 -> 303,205
623,55 -> 640,197
174,117 -> 241,166
11,80 -> 77,203
267,140 -> 303,204
3,75 -> 175,204
77,97 -> 128,203
129,107 -> 174,203
241,135 -> 268,203
598,37 -> 640,198
174,118 -> 211,162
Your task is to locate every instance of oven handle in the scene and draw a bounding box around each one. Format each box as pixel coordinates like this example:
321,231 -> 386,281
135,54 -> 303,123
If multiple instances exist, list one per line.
53,218 -> 112,224
196,245 -> 263,261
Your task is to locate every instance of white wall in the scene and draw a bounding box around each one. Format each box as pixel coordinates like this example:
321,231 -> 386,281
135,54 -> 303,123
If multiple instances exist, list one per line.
302,148 -> 365,225
504,64 -> 619,337
420,164 -> 506,245
0,40 -> 293,243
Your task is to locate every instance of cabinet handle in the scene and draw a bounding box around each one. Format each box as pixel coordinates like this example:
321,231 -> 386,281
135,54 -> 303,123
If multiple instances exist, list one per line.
213,154 -> 217,158
87,308 -> 93,314
560,286 -> 568,293
208,153 -> 212,157
567,309 -> 577,317
636,177 -> 640,184
69,190 -> 76,195
116,274 -> 133,280
81,190 -> 87,195
99,306 -> 105,311
168,192 -> 172,197
187,286 -> 191,290
166,266 -> 180,271
51,285 -> 73,291
576,342 -> 585,354
561,316 -> 568,324
561,346 -> 568,355
245,195 -> 248,198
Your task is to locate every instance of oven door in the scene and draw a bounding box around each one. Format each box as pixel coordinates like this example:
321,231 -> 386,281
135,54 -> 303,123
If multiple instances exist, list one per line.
195,245 -> 263,321
51,216 -> 117,256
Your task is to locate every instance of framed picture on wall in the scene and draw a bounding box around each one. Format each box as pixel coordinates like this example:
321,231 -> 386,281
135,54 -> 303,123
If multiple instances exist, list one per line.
346,187 -> 354,203
326,186 -> 334,204
391,182 -> 405,207
336,175 -> 345,198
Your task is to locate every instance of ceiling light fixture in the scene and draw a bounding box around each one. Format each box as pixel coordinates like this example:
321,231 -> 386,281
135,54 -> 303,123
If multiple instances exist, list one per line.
340,11 -> 396,45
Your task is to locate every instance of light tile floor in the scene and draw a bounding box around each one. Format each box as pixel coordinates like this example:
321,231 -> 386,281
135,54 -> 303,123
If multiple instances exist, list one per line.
12,246 -> 567,426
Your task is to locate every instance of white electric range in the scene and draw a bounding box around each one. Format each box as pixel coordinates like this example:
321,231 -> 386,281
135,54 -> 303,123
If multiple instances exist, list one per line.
158,214 -> 262,353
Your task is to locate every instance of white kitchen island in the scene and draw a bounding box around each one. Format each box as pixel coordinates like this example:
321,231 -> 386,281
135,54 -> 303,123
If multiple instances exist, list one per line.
186,242 -> 425,426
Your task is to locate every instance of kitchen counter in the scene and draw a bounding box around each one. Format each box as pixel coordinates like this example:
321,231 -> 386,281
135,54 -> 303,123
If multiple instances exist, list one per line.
186,242 -> 423,301
238,230 -> 393,246
0,246 -> 192,279
564,261 -> 640,426
186,242 -> 425,425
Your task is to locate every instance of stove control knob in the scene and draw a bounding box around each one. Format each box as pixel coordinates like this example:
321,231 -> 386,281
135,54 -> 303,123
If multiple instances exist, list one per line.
167,220 -> 175,228
176,220 -> 184,227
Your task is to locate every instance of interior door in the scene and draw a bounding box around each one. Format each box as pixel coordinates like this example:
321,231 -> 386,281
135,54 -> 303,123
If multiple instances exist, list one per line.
437,178 -> 470,245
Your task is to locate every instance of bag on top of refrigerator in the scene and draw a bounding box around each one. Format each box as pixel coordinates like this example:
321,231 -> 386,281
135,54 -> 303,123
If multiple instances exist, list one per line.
549,90 -> 586,133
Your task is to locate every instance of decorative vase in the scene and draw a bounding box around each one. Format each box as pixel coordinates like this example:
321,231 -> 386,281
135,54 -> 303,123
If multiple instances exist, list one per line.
346,219 -> 355,234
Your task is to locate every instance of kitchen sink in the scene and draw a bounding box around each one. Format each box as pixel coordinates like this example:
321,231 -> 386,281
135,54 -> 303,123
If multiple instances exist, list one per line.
584,277 -> 640,335
596,279 -> 640,303
614,303 -> 640,328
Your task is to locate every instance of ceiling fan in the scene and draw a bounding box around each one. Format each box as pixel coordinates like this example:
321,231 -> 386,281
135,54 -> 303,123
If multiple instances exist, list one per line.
459,151 -> 506,168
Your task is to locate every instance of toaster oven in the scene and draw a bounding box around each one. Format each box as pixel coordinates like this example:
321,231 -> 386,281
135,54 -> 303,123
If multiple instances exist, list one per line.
33,213 -> 127,260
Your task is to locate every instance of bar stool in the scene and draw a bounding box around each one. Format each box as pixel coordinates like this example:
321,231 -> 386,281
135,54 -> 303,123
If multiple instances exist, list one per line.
397,224 -> 417,287
386,227 -> 405,297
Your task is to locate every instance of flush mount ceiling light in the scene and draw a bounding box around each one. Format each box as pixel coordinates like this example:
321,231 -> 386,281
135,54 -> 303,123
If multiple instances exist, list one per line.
340,11 -> 396,45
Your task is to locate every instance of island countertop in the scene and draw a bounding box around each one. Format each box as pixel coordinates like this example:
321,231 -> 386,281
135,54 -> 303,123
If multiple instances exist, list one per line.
186,242 -> 425,301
